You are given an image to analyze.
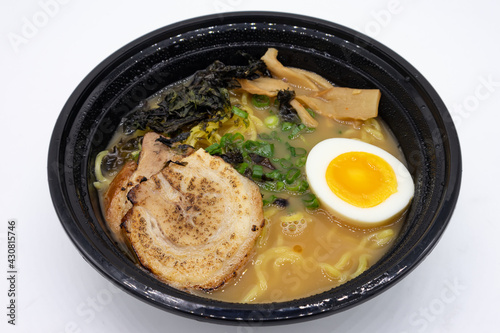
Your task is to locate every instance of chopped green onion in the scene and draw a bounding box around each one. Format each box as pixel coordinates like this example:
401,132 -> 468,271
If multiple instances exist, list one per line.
306,107 -> 316,118
276,181 -> 285,191
258,133 -> 272,140
263,195 -> 278,206
294,147 -> 307,156
299,180 -> 309,192
220,134 -> 230,147
252,165 -> 264,179
286,142 -> 296,157
236,162 -> 249,175
288,123 -> 307,140
264,115 -> 279,128
279,158 -> 293,169
252,94 -> 271,108
285,168 -> 301,184
302,193 -> 319,209
295,156 -> 307,168
271,130 -> 282,142
265,170 -> 283,181
242,140 -> 274,158
232,132 -> 245,143
220,132 -> 245,149
281,122 -> 294,132
286,179 -> 309,192
260,181 -> 277,192
205,143 -> 222,155
232,106 -> 248,119
131,150 -> 141,161
285,143 -> 307,158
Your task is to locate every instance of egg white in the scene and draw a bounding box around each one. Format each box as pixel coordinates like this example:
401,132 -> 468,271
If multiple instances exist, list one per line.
306,138 -> 414,227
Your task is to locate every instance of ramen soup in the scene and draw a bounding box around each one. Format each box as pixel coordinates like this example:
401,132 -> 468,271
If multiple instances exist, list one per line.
94,48 -> 414,303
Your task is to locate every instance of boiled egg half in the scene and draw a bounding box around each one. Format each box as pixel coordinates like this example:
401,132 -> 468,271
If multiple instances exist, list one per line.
306,138 -> 414,227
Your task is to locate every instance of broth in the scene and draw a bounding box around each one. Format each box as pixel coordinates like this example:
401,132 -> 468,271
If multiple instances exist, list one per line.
191,92 -> 406,302
95,64 -> 409,303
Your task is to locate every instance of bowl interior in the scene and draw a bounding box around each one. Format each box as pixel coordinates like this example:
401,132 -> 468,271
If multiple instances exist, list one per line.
48,12 -> 461,323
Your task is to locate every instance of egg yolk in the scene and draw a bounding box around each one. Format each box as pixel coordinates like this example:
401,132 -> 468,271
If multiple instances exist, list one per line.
325,151 -> 397,208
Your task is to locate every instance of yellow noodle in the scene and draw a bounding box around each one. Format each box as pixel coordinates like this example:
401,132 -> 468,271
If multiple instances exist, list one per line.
326,226 -> 337,243
350,254 -> 370,279
255,264 -> 268,290
229,96 -> 240,105
241,285 -> 261,303
361,129 -> 370,142
341,128 -> 358,138
93,150 -> 111,190
319,251 -> 352,282
274,252 -> 302,268
334,252 -> 352,270
319,263 -> 344,280
256,218 -> 270,248
362,118 -> 384,141
280,212 -> 305,223
249,114 -> 265,131
365,118 -> 381,131
247,246 -> 306,302
264,207 -> 280,218
241,92 -> 250,109
369,229 -> 395,247
255,247 -> 293,271
355,237 -> 369,252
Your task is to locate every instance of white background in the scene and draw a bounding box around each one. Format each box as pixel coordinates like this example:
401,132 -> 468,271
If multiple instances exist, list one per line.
1,0 -> 499,332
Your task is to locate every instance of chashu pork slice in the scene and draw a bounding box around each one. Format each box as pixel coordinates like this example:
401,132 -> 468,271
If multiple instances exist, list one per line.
122,148 -> 264,291
104,132 -> 192,242
103,160 -> 137,242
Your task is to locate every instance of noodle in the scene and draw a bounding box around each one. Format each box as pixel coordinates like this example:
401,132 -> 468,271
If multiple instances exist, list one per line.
334,252 -> 352,270
350,254 -> 371,279
361,118 -> 384,142
368,229 -> 395,248
93,150 -> 111,190
97,55 -> 408,303
319,263 -> 345,280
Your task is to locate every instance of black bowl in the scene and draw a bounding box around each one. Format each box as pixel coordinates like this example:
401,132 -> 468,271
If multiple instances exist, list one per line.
48,11 -> 461,324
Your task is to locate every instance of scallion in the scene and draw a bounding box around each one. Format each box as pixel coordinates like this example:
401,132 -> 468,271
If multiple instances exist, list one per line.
288,123 -> 307,139
286,179 -> 309,192
295,156 -> 307,168
306,107 -> 316,118
232,106 -> 248,119
252,94 -> 271,108
205,143 -> 222,155
276,181 -> 285,191
302,193 -> 319,209
285,168 -> 301,184
281,122 -> 294,132
252,165 -> 264,179
264,115 -> 279,128
258,133 -> 272,140
242,140 -> 274,158
263,195 -> 278,206
265,170 -> 283,181
279,158 -> 293,169
236,162 -> 249,175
